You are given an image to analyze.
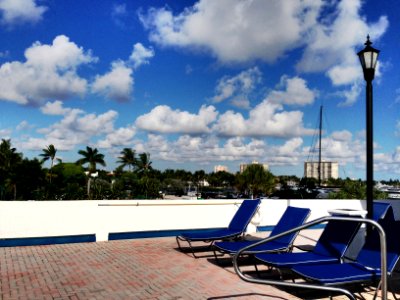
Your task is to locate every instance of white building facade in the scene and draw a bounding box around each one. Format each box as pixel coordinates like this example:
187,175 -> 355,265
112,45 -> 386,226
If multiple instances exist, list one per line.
304,161 -> 339,181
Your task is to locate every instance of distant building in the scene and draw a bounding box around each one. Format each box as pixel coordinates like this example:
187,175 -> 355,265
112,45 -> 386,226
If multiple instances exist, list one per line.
304,161 -> 339,181
240,161 -> 269,173
214,165 -> 229,173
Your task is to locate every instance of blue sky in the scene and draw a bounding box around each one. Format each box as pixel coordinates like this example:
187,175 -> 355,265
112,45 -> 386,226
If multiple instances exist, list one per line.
0,0 -> 399,180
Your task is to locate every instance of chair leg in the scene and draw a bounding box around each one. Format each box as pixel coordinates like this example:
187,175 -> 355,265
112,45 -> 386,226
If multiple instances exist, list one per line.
176,236 -> 200,258
212,248 -> 225,263
372,281 -> 381,300
176,236 -> 184,251
253,261 -> 260,276
176,236 -> 215,258
388,281 -> 399,300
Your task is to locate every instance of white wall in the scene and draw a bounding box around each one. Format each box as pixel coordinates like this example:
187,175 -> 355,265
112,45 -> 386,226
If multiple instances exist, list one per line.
0,199 -> 398,242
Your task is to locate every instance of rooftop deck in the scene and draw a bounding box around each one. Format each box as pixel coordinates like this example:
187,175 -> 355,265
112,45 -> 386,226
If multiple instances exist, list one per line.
1,236 -> 399,300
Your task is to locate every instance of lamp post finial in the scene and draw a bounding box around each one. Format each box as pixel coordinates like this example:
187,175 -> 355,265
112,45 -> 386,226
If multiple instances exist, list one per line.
365,35 -> 372,47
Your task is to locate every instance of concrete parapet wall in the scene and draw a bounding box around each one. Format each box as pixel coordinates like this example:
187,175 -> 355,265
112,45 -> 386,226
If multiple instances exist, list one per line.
0,199 -> 398,242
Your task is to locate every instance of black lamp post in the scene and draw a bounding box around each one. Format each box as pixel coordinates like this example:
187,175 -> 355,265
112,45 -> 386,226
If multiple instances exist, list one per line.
357,35 -> 380,221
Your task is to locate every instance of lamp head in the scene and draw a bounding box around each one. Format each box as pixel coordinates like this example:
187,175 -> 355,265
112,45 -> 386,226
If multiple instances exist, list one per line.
357,35 -> 380,81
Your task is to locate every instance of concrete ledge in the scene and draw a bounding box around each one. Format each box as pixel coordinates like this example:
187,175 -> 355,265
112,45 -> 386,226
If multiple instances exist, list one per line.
0,234 -> 96,247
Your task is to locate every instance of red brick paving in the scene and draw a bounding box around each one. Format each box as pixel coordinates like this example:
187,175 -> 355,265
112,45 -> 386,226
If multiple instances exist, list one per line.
0,238 -> 300,300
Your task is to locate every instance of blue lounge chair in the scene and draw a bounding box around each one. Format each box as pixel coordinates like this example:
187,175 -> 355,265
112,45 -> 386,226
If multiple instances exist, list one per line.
176,199 -> 261,258
291,218 -> 400,299
213,206 -> 311,258
253,202 -> 394,270
373,201 -> 395,222
253,218 -> 361,270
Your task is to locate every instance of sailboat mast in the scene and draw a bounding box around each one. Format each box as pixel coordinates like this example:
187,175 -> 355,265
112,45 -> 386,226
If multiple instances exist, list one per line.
318,105 -> 323,186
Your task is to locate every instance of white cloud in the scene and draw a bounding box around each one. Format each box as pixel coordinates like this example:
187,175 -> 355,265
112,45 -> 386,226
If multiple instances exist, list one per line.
92,61 -> 133,102
267,76 -> 316,106
0,0 -> 47,25
132,133 -> 307,168
336,82 -> 362,107
297,0 -> 388,72
91,43 -> 154,102
262,138 -> 304,166
140,0 -> 322,63
129,43 -> 155,69
212,67 -> 261,108
374,147 -> 400,175
209,138 -> 266,161
213,76 -> 316,137
136,134 -> 267,163
214,102 -> 313,138
135,105 -> 218,134
16,120 -> 33,131
303,130 -> 365,167
0,128 -> 11,137
277,137 -> 303,156
0,35 -> 96,105
20,101 -> 119,151
41,100 -> 74,115
97,126 -> 136,149
327,65 -> 360,86
392,147 -> 400,163
296,0 -> 388,89
140,0 -> 388,107
330,130 -> 353,142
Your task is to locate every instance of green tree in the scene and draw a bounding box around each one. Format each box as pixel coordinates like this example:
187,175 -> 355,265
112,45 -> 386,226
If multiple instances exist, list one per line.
39,144 -> 60,183
50,163 -> 87,200
236,164 -> 275,198
14,158 -> 45,200
0,139 -> 23,199
112,171 -> 140,199
136,152 -> 152,175
138,176 -> 160,199
193,170 -> 206,194
330,179 -> 388,200
207,171 -> 235,188
117,148 -> 137,171
76,146 -> 106,173
76,146 -> 106,199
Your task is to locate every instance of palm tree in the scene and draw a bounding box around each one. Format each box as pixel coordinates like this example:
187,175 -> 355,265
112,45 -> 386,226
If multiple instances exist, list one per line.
40,144 -> 60,183
76,146 -> 106,199
117,148 -> 137,171
136,152 -> 152,175
76,146 -> 106,173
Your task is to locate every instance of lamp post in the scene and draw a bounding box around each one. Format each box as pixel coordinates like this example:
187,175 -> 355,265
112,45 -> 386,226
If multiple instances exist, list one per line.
357,35 -> 380,221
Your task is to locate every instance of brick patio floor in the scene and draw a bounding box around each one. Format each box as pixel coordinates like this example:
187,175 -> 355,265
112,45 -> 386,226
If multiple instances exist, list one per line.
0,237 -> 300,300
0,237 -> 398,299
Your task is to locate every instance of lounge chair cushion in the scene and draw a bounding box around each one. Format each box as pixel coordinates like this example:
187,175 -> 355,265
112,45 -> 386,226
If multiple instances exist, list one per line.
293,262 -> 380,285
254,219 -> 361,269
255,251 -> 341,267
179,229 -> 244,241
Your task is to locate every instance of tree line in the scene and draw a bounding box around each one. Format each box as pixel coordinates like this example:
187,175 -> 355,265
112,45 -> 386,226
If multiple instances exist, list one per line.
0,139 -> 393,200
0,139 -> 277,200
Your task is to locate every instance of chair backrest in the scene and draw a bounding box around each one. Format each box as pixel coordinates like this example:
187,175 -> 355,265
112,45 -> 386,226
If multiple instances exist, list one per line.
313,219 -> 361,258
228,199 -> 261,231
356,218 -> 400,271
373,202 -> 395,222
270,206 -> 311,245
